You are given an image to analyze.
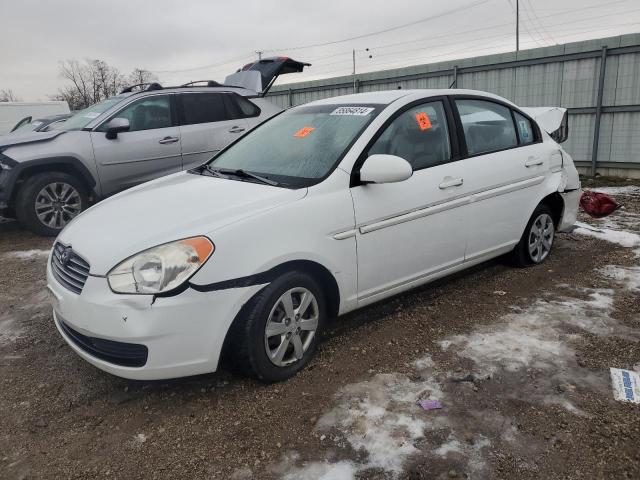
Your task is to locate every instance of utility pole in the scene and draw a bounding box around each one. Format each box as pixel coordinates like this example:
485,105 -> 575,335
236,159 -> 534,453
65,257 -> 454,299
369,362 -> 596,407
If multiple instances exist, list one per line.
352,48 -> 372,94
352,49 -> 356,93
516,0 -> 520,52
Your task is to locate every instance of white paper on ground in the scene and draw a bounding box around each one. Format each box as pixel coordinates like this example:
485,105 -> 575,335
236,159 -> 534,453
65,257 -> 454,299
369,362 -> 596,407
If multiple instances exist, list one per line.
610,368 -> 640,403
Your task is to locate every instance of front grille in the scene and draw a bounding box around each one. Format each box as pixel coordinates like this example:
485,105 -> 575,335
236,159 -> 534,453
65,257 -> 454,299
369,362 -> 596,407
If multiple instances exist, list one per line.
51,242 -> 90,294
58,317 -> 148,368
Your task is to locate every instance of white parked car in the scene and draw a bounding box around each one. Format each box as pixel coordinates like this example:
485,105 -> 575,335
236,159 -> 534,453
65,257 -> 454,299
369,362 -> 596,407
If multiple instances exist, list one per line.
47,89 -> 580,382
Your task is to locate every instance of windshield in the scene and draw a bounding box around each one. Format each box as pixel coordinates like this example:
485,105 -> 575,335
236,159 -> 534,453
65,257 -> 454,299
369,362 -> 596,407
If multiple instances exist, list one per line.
60,95 -> 129,131
209,104 -> 381,187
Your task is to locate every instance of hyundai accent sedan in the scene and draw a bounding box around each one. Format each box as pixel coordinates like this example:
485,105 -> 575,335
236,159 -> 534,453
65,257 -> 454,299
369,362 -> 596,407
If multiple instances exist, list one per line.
47,89 -> 581,382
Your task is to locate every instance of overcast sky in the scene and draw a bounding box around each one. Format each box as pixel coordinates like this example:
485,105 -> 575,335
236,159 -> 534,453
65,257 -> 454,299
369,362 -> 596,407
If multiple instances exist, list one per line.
1,0 -> 639,101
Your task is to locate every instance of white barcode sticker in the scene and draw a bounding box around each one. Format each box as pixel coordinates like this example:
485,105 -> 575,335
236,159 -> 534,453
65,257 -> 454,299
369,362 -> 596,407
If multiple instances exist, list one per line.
610,368 -> 640,403
330,106 -> 374,116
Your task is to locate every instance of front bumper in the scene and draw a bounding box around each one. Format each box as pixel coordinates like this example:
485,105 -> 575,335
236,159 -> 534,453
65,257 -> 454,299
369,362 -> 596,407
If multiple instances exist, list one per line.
47,263 -> 263,380
558,187 -> 582,232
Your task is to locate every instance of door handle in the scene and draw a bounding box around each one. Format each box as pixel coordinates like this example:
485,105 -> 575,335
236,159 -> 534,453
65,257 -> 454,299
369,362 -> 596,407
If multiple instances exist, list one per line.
159,136 -> 179,144
228,126 -> 246,134
438,177 -> 464,189
525,156 -> 544,167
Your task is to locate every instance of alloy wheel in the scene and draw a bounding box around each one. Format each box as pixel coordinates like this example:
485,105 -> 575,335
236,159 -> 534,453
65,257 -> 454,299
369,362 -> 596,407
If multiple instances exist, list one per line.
34,182 -> 82,229
528,213 -> 554,263
264,287 -> 319,367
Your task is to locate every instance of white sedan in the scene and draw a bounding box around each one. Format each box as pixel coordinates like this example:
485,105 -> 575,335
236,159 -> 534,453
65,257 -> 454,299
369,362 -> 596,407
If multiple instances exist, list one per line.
47,89 -> 581,382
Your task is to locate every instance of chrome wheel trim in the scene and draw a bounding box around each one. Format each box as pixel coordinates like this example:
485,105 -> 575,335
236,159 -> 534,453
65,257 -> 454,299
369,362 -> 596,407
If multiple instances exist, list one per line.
35,182 -> 82,229
264,287 -> 319,367
528,213 -> 554,263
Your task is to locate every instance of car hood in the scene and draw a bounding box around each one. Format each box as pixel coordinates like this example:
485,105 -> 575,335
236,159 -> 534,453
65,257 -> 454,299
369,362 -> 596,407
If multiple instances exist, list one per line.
0,130 -> 64,150
58,172 -> 307,275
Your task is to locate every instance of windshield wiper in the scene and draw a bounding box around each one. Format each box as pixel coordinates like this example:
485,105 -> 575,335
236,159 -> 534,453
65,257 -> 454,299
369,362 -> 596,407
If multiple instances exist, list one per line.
226,169 -> 279,186
203,165 -> 229,179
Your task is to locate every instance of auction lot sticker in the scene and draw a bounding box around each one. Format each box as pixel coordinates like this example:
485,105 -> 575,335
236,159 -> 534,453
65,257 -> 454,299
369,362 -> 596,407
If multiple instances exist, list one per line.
330,106 -> 375,116
610,368 -> 640,403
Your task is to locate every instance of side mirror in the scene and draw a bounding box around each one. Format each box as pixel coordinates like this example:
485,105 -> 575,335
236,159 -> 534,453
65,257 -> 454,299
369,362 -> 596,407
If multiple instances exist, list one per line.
105,118 -> 130,140
359,154 -> 413,184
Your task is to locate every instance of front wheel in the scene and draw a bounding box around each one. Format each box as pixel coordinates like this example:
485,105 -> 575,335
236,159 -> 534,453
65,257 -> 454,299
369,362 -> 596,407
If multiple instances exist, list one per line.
230,271 -> 326,382
512,205 -> 556,267
15,172 -> 88,236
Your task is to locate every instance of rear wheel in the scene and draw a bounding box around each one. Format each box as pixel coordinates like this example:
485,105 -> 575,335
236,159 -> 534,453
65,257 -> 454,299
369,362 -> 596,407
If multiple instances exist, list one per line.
512,204 -> 556,267
229,271 -> 325,382
15,172 -> 88,236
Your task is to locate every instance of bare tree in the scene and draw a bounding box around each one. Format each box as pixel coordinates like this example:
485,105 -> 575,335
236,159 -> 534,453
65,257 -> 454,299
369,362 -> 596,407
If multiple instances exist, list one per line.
0,89 -> 21,102
54,59 -> 128,110
128,68 -> 158,87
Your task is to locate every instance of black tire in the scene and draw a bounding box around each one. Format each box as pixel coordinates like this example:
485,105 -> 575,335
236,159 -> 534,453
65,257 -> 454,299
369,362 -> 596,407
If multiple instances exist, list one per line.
227,270 -> 326,383
511,204 -> 556,267
14,172 -> 88,236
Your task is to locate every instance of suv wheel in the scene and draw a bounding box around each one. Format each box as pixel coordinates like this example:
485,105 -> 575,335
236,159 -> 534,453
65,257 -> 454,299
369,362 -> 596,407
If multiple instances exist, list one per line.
229,271 -> 325,382
15,172 -> 88,236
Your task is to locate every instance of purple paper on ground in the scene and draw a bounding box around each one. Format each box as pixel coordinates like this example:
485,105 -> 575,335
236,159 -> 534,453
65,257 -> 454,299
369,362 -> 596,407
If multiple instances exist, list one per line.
418,399 -> 443,410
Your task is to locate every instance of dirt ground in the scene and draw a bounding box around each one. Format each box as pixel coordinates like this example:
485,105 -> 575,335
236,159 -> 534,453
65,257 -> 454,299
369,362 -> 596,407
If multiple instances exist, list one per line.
1,184 -> 639,480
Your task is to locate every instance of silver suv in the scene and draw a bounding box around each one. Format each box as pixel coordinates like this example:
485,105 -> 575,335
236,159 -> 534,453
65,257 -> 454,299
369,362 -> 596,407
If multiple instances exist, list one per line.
0,57 -> 309,236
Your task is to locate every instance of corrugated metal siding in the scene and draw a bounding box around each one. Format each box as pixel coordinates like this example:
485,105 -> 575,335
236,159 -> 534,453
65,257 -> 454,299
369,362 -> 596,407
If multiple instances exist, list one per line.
267,33 -> 640,170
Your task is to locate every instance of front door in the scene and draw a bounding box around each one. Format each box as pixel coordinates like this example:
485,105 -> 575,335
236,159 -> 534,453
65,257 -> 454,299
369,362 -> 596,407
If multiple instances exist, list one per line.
91,94 -> 182,196
350,99 -> 468,303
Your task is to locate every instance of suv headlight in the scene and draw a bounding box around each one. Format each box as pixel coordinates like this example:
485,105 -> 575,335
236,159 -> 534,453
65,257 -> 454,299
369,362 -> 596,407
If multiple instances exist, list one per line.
107,237 -> 214,294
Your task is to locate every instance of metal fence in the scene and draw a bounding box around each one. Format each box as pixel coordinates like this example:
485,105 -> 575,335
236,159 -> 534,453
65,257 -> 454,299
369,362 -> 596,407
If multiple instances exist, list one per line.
268,33 -> 640,177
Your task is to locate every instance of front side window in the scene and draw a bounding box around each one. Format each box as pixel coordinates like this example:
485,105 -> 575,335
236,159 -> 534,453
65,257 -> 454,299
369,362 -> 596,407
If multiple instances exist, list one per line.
514,111 -> 534,145
99,95 -> 172,132
368,101 -> 451,170
209,104 -> 381,187
179,93 -> 227,125
456,99 -> 517,155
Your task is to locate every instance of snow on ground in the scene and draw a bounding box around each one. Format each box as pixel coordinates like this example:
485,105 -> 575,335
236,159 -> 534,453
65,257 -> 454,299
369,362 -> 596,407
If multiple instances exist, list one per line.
3,249 -> 50,260
0,313 -> 22,345
600,265 -> 640,292
591,186 -> 640,196
574,186 -> 640,256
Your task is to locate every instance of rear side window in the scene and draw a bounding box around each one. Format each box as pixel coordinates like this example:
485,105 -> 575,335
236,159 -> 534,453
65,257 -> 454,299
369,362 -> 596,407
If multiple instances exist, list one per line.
104,95 -> 172,132
368,100 -> 451,171
224,94 -> 261,119
455,99 -> 517,155
514,111 -> 534,145
179,93 -> 227,125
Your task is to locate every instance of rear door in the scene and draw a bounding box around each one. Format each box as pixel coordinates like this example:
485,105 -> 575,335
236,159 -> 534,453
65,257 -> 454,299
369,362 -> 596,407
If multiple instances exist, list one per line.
90,94 -> 182,196
177,92 -> 250,170
452,97 -> 553,262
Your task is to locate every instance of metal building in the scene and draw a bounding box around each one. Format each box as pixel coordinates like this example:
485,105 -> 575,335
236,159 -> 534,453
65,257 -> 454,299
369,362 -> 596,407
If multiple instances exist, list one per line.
268,33 -> 640,178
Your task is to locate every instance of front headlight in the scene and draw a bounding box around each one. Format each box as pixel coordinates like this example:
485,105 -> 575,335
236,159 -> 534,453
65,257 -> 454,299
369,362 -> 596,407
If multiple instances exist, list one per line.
107,237 -> 214,294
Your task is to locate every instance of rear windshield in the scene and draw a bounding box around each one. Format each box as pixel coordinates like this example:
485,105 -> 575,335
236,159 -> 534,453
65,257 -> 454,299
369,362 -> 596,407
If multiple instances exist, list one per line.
61,95 -> 129,131
209,104 -> 381,187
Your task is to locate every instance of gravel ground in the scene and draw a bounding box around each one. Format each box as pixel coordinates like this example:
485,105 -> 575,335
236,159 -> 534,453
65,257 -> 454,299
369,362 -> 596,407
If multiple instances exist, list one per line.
0,186 -> 639,480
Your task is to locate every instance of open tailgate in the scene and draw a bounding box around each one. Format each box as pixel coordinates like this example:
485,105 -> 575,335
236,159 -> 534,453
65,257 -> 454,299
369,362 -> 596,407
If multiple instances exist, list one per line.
225,57 -> 310,97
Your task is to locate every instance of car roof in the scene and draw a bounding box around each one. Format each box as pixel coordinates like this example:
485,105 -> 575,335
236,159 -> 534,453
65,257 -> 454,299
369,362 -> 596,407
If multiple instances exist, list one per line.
305,89 -> 514,107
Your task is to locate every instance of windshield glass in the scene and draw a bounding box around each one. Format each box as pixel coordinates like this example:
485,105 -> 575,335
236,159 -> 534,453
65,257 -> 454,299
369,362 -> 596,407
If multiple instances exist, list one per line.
209,104 -> 381,187
60,95 -> 129,131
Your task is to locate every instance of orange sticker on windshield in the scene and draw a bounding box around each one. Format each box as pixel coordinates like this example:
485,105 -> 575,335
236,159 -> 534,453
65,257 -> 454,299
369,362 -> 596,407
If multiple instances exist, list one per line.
294,127 -> 315,138
415,112 -> 432,131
